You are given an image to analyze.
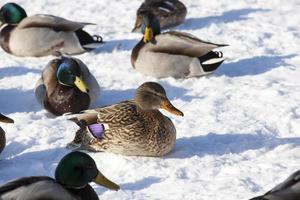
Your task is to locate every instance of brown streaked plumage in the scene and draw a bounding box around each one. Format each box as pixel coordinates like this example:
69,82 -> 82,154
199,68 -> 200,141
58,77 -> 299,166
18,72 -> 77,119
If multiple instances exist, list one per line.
0,113 -> 14,154
68,82 -> 183,157
132,0 -> 187,32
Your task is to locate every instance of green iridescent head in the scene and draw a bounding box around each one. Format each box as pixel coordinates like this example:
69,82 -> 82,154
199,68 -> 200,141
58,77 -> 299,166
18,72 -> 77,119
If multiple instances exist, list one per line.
56,58 -> 89,93
0,3 -> 27,26
55,151 -> 120,190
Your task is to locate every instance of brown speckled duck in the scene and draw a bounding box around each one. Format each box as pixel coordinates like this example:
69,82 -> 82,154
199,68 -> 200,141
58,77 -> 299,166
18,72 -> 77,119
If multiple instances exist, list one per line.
35,56 -> 100,116
0,3 -> 103,57
0,113 -> 14,154
132,0 -> 187,32
68,82 -> 183,157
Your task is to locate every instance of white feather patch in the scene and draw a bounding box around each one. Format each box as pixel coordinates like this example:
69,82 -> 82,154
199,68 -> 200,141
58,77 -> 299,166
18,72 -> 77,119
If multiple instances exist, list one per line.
202,57 -> 225,65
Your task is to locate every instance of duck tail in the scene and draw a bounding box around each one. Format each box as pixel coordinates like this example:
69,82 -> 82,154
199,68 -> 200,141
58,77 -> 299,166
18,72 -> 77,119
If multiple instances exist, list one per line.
199,51 -> 225,72
75,29 -> 104,51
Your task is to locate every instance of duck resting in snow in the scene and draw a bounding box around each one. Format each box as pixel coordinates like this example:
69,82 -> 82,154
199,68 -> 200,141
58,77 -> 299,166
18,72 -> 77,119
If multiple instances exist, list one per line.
131,10 -> 228,78
0,2 -> 104,57
0,151 -> 119,200
35,56 -> 100,116
67,82 -> 183,157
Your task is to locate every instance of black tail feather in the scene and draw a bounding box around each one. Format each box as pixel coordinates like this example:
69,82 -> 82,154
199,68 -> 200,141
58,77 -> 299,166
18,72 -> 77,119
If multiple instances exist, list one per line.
75,29 -> 103,51
199,51 -> 225,72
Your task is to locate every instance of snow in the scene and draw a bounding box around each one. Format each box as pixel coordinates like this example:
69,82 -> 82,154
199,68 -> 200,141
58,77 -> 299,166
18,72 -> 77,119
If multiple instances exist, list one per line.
0,0 -> 300,199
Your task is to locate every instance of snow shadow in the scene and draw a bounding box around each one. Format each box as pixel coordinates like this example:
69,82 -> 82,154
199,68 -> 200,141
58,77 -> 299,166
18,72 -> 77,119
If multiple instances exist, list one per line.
177,8 -> 268,30
218,54 -> 296,77
93,39 -> 138,53
0,66 -> 40,79
0,88 -> 41,114
0,147 -> 69,181
168,133 -> 300,159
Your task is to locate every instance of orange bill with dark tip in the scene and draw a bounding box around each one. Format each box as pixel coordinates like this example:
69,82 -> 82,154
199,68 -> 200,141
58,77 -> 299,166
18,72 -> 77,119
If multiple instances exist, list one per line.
160,101 -> 184,116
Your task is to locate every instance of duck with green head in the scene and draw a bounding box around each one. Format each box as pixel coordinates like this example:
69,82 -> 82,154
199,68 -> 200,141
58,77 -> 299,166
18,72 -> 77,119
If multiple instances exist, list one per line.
0,151 -> 120,199
68,82 -> 183,157
35,56 -> 100,116
132,0 -> 187,32
0,2 -> 104,57
0,113 -> 14,154
131,10 -> 228,78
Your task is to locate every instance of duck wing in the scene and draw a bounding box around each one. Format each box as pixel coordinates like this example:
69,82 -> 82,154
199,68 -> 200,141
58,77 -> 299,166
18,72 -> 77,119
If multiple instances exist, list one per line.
18,14 -> 95,32
148,31 -> 228,57
69,101 -> 138,127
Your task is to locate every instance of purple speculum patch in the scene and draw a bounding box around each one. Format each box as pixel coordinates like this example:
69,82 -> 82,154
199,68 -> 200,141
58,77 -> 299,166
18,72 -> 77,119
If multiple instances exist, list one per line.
87,123 -> 104,139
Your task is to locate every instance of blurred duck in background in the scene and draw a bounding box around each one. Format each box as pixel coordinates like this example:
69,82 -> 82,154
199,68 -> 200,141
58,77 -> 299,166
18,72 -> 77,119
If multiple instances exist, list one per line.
0,2 -> 104,57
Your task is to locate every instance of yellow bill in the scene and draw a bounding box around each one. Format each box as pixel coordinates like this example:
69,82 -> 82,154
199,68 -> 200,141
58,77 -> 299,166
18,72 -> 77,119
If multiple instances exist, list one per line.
160,100 -> 184,117
74,76 -> 89,93
143,27 -> 153,43
93,171 -> 120,191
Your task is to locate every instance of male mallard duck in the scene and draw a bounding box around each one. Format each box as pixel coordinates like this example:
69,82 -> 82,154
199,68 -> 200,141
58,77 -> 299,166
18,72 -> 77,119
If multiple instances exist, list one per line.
68,82 -> 183,157
250,170 -> 300,200
0,113 -> 14,154
0,2 -> 103,57
0,151 -> 119,199
35,56 -> 100,116
131,10 -> 228,78
132,0 -> 187,32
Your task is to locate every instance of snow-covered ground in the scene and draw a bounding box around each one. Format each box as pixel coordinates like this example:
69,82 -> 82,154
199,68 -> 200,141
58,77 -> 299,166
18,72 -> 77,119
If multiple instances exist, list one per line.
0,0 -> 300,199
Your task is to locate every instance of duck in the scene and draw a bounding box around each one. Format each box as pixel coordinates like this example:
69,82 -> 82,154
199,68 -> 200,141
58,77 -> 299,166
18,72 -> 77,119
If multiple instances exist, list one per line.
132,0 -> 187,32
250,170 -> 300,200
67,82 -> 183,157
131,10 -> 228,78
0,2 -> 104,57
35,56 -> 100,116
0,151 -> 119,199
0,113 -> 14,154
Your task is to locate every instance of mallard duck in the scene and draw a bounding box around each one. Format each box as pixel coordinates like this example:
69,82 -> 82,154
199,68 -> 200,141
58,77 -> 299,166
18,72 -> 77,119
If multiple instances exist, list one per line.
250,170 -> 300,200
35,56 -> 100,116
0,151 -> 119,199
0,3 -> 103,57
0,113 -> 14,154
131,10 -> 228,78
68,82 -> 183,157
132,0 -> 187,32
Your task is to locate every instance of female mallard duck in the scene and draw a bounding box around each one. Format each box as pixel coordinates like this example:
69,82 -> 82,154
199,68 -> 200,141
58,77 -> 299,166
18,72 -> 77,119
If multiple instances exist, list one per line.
0,151 -> 119,199
0,3 -> 103,57
132,0 -> 187,32
0,113 -> 14,154
35,56 -> 100,116
131,10 -> 228,78
68,82 -> 183,157
250,170 -> 300,200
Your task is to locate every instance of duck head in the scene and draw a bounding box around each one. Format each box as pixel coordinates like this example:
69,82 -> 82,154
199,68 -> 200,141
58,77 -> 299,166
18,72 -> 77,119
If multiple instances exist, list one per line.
135,82 -> 184,116
55,151 -> 120,190
137,10 -> 161,43
56,57 -> 89,93
0,3 -> 27,27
